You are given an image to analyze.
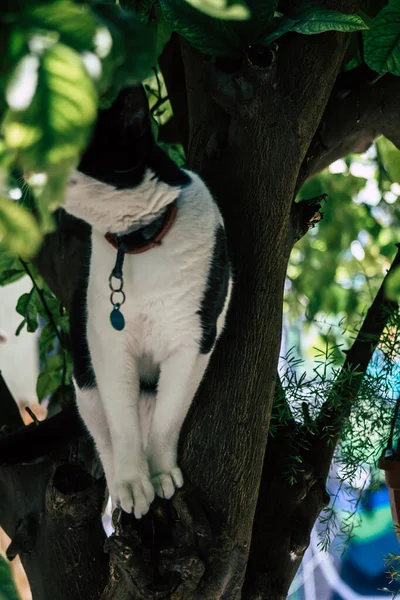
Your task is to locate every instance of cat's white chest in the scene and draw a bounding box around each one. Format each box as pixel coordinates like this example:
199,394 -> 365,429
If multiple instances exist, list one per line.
86,203 -> 212,363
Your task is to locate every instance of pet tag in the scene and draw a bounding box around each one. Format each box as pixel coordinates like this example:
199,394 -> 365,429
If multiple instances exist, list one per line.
110,305 -> 125,331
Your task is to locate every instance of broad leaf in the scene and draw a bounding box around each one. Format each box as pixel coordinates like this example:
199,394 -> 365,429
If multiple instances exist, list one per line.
0,198 -> 41,257
0,26 -> 29,97
37,354 -> 64,400
290,6 -> 367,35
364,0 -> 400,75
23,0 -> 98,53
159,0 -> 242,56
0,555 -> 19,600
184,0 -> 250,21
0,249 -> 25,286
376,137 -> 400,182
93,2 -> 156,95
265,6 -> 367,44
39,323 -> 56,361
5,42 -> 97,171
16,287 -> 39,332
37,353 -> 72,401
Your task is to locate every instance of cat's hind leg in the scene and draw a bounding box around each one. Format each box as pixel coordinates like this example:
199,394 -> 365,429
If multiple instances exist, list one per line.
148,350 -> 210,499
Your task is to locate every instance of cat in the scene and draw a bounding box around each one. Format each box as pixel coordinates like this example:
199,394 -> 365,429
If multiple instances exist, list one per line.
63,85 -> 233,518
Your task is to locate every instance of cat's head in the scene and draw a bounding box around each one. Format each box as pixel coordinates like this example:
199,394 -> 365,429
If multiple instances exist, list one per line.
63,85 -> 189,234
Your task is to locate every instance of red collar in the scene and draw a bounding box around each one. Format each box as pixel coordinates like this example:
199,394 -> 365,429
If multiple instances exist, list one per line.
104,201 -> 178,255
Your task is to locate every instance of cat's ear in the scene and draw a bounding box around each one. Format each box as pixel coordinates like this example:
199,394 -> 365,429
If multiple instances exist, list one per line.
109,84 -> 152,139
96,85 -> 152,143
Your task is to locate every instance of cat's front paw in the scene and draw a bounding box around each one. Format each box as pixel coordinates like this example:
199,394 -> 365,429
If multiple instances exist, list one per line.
115,476 -> 155,518
151,467 -> 183,499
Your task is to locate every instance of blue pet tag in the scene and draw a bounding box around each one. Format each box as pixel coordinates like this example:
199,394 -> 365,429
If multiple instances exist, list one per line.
109,247 -> 126,331
110,306 -> 125,331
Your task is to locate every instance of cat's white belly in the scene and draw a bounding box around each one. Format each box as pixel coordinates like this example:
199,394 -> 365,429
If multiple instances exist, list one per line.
87,259 -> 205,376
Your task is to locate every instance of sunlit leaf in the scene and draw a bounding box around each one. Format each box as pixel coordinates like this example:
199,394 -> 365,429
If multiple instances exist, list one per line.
265,6 -> 367,44
0,249 -> 25,285
5,43 -> 97,170
24,0 -> 98,53
0,197 -> 41,257
291,6 -> 367,34
364,0 -> 400,75
376,137 -> 400,182
184,0 -> 250,21
159,0 -> 242,56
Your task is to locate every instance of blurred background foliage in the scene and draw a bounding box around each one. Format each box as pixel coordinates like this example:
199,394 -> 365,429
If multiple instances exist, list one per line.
286,137 -> 400,364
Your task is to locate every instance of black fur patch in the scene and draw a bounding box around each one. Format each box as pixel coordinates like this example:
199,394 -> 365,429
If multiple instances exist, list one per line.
78,86 -> 190,190
198,226 -> 230,354
69,237 -> 96,390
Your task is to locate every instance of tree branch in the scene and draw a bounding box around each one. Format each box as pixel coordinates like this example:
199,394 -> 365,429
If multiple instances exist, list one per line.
301,67 -> 400,181
290,193 -> 326,244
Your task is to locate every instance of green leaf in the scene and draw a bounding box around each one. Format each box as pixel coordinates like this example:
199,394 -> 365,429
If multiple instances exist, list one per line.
37,354 -> 64,401
37,369 -> 61,401
0,249 -> 25,285
5,42 -> 98,171
15,319 -> 26,336
0,555 -> 20,600
386,265 -> 400,301
24,0 -> 98,53
16,288 -> 39,332
265,6 -> 367,44
36,352 -> 73,400
0,198 -> 41,257
39,323 -> 56,361
154,6 -> 173,58
291,6 -> 367,34
184,0 -> 250,21
376,136 -> 400,182
364,0 -> 400,75
93,2 -> 156,94
0,27 -> 29,98
159,0 -> 242,56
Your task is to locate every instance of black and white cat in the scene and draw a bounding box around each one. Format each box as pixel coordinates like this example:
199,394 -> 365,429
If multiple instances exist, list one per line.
64,86 -> 232,518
